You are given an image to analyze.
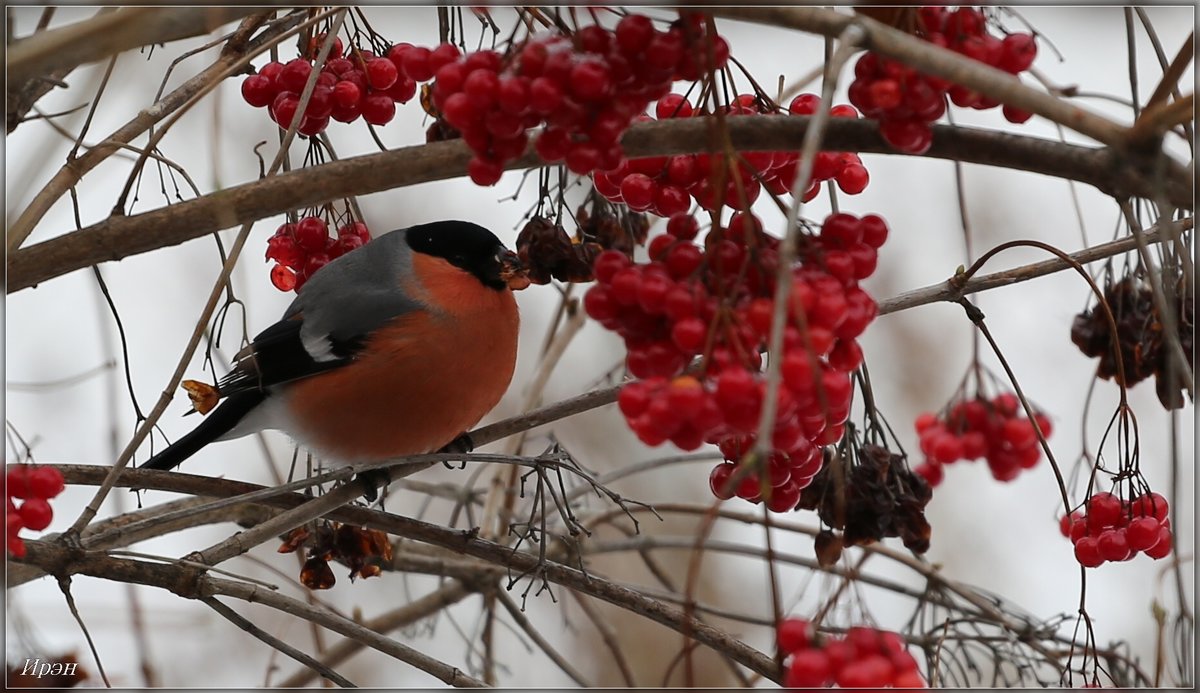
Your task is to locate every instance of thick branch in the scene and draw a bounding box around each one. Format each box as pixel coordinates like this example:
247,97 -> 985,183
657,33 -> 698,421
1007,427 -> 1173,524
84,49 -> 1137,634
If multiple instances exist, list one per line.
8,117 -> 1189,293
6,7 -> 268,85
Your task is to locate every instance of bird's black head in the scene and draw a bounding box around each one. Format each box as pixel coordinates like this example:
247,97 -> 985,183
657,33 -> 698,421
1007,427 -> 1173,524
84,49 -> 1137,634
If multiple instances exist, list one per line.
405,220 -> 512,291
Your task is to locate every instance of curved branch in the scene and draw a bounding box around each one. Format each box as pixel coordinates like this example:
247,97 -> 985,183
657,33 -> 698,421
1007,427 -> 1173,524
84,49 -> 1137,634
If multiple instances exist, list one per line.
8,116 -> 1189,293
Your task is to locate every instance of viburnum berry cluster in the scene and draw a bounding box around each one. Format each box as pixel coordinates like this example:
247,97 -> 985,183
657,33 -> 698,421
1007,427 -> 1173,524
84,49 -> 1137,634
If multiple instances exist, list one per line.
241,33 -> 429,135
6,464 -> 66,558
593,92 -> 870,216
778,618 -> 926,688
279,522 -> 393,589
265,215 -> 372,292
586,210 -> 888,512
849,6 -> 1038,153
912,391 -> 1052,487
1062,491 -> 1173,568
428,13 -> 730,186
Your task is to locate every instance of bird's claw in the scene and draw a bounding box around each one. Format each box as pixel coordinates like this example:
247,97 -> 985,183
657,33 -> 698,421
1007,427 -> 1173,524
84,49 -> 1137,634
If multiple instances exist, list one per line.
439,433 -> 474,469
356,468 -> 392,503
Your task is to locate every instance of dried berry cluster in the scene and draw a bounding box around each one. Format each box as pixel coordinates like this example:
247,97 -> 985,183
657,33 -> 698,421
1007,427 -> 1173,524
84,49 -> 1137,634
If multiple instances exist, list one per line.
241,34 -> 426,134
279,522 -> 393,590
778,618 -> 926,688
593,92 -> 870,216
912,392 -> 1051,486
1061,491 -> 1173,567
798,444 -> 933,563
431,13 -> 729,184
265,215 -> 372,292
1070,275 -> 1194,410
585,211 -> 888,512
6,464 -> 66,558
849,6 -> 1038,153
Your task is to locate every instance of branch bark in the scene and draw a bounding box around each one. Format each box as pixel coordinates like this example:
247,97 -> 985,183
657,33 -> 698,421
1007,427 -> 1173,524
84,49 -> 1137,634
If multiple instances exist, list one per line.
8,116 -> 1190,293
6,7 -> 269,85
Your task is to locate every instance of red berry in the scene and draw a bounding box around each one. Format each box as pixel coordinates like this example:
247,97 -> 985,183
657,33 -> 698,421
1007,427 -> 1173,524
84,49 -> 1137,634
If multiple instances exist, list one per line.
615,14 -> 655,56
1145,527 -> 1173,559
8,511 -> 24,537
1126,516 -> 1162,552
879,118 -> 933,155
18,497 -> 53,531
270,263 -> 297,292
8,536 -> 26,558
6,466 -> 32,499
241,74 -> 276,107
570,61 -> 613,102
1097,528 -> 1132,562
1087,492 -> 1123,529
915,461 -> 944,486
836,164 -> 869,194
709,463 -> 737,500
294,217 -> 329,252
468,156 -> 504,186
333,80 -> 362,109
365,58 -> 398,90
278,58 -> 313,93
29,467 -> 65,499
361,94 -> 396,125
1073,536 -> 1105,568
776,618 -> 811,653
619,174 -> 657,211
786,648 -> 833,688
1129,492 -> 1168,521
402,46 -> 434,82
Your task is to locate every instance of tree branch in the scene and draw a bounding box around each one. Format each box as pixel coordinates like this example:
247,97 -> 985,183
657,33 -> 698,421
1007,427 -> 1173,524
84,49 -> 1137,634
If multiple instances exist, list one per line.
8,117 -> 1190,293
6,7 -> 268,85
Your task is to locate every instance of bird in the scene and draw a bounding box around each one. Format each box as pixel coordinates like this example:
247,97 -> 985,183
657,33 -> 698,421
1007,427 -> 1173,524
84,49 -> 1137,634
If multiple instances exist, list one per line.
141,220 -> 525,478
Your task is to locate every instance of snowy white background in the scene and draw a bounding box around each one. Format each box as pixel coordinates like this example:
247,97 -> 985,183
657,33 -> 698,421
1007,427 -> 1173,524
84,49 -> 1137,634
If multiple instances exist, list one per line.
5,5 -> 1195,688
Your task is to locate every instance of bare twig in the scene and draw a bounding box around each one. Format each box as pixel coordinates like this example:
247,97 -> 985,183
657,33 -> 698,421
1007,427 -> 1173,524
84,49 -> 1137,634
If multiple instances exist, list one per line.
203,596 -> 356,688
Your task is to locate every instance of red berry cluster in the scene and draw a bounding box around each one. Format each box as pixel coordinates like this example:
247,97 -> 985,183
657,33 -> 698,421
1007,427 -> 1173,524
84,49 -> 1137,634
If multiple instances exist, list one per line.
778,618 -> 926,688
432,13 -> 729,185
265,216 -> 372,292
1062,491 -> 1173,567
912,392 -> 1051,486
240,33 -> 433,135
586,211 -> 888,510
593,92 -> 869,216
6,464 -> 66,558
848,6 -> 1038,153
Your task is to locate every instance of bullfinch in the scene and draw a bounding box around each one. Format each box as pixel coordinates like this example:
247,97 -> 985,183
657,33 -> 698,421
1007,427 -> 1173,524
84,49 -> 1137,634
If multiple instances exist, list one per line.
141,220 -> 524,474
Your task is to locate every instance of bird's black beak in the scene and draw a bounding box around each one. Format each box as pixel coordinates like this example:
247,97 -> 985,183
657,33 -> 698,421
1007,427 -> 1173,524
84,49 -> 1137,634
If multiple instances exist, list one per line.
498,248 -> 531,291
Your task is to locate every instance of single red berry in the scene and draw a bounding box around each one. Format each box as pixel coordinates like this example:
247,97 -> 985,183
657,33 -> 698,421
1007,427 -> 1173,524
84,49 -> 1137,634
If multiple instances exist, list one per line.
468,156 -> 504,186
1145,527 -> 1173,559
879,118 -> 933,155
709,463 -> 737,500
1087,492 -> 1123,529
619,173 -> 657,211
6,466 -> 32,499
402,46 -> 434,81
836,164 -> 870,194
278,58 -> 313,93
270,263 -> 297,291
570,61 -> 613,102
294,217 -> 329,252
1130,492 -> 1169,521
361,94 -> 396,125
8,511 -> 24,537
8,536 -> 26,558
365,57 -> 399,90
1125,516 -> 1162,552
915,461 -> 944,486
1097,528 -> 1132,562
28,467 -> 65,499
241,74 -> 276,107
1073,536 -> 1105,568
615,14 -> 655,56
18,497 -> 53,532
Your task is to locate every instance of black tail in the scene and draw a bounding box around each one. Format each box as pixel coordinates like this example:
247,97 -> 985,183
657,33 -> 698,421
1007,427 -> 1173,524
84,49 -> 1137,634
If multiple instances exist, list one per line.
141,391 -> 266,471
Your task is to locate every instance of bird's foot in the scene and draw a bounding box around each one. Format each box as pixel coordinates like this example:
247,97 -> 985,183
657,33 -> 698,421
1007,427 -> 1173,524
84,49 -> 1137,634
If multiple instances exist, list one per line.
356,468 -> 392,503
439,433 -> 474,469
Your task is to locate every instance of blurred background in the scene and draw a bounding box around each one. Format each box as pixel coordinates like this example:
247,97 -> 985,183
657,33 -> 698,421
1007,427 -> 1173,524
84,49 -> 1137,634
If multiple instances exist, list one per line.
5,5 -> 1194,687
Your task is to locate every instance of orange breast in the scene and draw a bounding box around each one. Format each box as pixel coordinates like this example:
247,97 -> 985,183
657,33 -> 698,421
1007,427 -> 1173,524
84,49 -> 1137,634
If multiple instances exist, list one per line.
284,255 -> 519,463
